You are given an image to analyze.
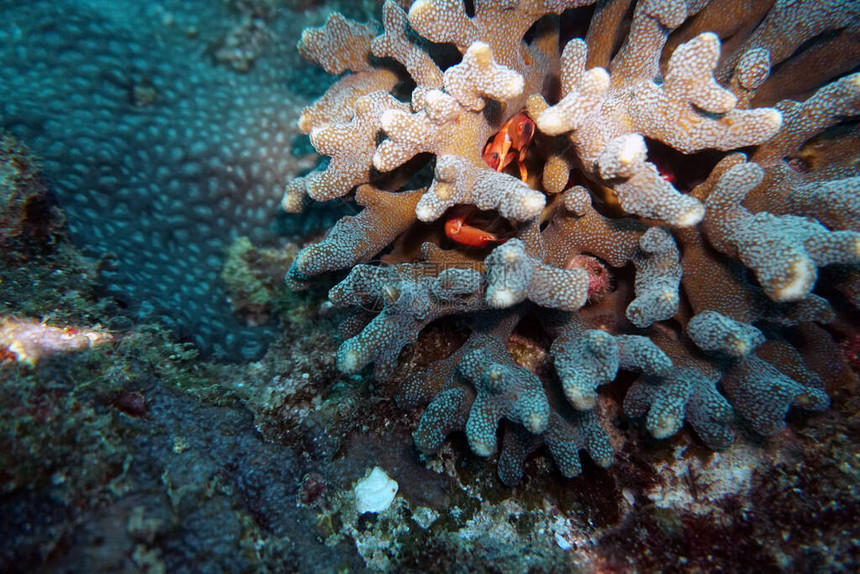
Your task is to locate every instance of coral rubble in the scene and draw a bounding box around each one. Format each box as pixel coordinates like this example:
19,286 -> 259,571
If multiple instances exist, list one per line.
287,0 -> 860,485
0,317 -> 112,367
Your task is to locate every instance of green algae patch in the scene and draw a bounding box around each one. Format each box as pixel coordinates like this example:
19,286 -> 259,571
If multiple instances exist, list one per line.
221,235 -> 325,327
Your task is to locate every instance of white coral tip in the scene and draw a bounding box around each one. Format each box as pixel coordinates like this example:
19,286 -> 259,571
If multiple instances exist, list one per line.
526,412 -> 548,434
379,108 -> 401,132
408,0 -> 432,18
519,193 -> 546,220
618,135 -> 646,167
467,41 -> 492,66
338,345 -> 362,374
650,412 -> 682,439
566,387 -> 597,410
487,286 -> 518,308
536,108 -> 568,136
772,259 -> 815,302
582,67 -> 610,93
674,201 -> 705,227
471,439 -> 494,457
761,109 -> 783,132
415,200 -> 439,222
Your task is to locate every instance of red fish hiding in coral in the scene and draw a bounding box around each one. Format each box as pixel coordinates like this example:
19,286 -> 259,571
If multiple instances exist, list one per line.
444,205 -> 511,248
482,112 -> 535,182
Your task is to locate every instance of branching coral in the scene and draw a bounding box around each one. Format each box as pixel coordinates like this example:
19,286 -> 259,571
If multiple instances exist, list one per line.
286,0 -> 860,484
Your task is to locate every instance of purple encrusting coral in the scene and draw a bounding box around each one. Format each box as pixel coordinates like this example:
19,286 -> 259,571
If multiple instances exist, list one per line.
0,0 -> 332,357
288,0 -> 860,486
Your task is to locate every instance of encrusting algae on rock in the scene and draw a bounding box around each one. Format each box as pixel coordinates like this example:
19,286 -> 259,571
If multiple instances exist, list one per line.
285,0 -> 860,486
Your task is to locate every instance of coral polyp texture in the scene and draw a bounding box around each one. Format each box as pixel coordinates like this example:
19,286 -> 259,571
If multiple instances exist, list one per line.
287,0 -> 860,484
0,0 -> 329,358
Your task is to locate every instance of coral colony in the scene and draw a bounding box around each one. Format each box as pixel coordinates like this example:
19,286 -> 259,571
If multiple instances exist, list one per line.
285,0 -> 860,485
0,1 -> 315,358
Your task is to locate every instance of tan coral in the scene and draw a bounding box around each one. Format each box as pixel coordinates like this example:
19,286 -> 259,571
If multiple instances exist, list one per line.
306,91 -> 410,202
536,22 -> 783,227
284,0 -> 860,485
298,12 -> 377,75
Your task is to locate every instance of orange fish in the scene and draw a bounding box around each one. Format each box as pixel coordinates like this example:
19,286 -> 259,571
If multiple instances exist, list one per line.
444,205 -> 508,248
482,112 -> 535,182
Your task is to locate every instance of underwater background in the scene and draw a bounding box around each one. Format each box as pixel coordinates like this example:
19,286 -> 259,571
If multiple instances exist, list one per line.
1,0 -> 858,572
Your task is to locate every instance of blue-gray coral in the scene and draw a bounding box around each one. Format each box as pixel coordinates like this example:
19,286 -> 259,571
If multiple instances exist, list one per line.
626,226 -> 682,328
485,238 -> 589,311
703,161 -> 860,302
330,262 -> 484,378
0,0 -> 331,357
458,333 -> 550,456
624,363 -> 735,448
